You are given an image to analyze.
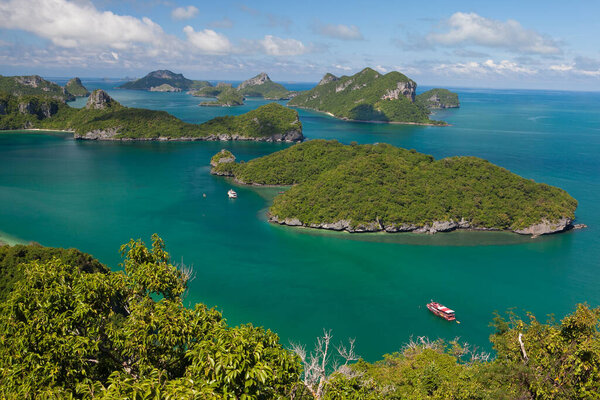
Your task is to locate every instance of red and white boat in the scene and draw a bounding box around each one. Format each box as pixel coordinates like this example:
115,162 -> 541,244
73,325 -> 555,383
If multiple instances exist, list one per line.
427,301 -> 456,321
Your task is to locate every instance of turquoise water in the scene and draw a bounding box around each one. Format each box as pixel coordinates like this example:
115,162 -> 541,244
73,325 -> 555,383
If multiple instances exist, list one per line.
0,79 -> 599,360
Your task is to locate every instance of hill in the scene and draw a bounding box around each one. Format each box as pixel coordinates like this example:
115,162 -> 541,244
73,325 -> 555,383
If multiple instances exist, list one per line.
211,140 -> 578,236
0,90 -> 303,142
416,88 -> 460,109
64,77 -> 90,97
288,68 -> 445,124
199,86 -> 244,107
118,70 -> 208,91
0,75 -> 74,102
236,72 -> 293,100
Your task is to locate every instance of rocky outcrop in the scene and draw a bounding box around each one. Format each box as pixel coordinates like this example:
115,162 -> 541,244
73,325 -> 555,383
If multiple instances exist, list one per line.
238,72 -> 270,90
65,77 -> 90,97
150,84 -> 182,92
75,127 -> 120,140
210,149 -> 236,167
85,90 -> 113,109
268,215 -> 578,237
17,100 -> 59,118
381,81 -> 416,102
14,75 -> 45,88
514,218 -> 573,237
318,73 -> 339,86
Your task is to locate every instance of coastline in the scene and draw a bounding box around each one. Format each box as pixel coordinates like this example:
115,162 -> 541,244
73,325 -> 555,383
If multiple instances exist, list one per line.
15,129 -> 303,143
268,215 -> 584,237
288,105 -> 448,126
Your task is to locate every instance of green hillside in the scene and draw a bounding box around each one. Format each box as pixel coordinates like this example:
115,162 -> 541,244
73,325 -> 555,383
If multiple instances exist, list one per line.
64,77 -> 90,97
118,70 -> 197,90
416,88 -> 460,109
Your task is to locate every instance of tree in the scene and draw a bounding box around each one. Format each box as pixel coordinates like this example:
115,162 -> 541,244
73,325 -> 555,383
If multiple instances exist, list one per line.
0,235 -> 300,399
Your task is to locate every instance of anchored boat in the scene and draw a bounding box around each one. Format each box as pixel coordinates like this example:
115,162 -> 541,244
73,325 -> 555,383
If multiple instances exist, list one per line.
427,301 -> 456,321
227,189 -> 237,198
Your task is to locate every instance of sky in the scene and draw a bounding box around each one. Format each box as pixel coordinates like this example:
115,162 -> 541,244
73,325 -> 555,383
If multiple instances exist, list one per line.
0,0 -> 599,90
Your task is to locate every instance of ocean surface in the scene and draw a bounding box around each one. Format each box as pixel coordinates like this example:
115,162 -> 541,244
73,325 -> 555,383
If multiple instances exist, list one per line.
0,78 -> 599,360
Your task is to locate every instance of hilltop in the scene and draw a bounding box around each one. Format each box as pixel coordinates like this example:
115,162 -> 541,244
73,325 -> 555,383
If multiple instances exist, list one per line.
0,90 -> 303,142
0,75 -> 74,102
288,67 -> 454,124
118,70 -> 210,91
64,77 -> 90,97
211,140 -> 578,236
236,72 -> 293,100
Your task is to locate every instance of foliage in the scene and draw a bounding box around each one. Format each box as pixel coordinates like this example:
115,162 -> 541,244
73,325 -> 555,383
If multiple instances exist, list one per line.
118,70 -> 198,90
0,74 -> 73,101
65,78 -> 90,97
0,92 -> 302,140
0,235 -> 301,399
288,67 -> 435,124
0,92 -> 68,129
212,140 -> 577,231
189,80 -> 212,90
0,243 -> 107,301
416,88 -> 460,109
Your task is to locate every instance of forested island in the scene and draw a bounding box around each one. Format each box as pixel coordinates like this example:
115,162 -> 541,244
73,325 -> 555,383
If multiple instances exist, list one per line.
0,90 -> 303,142
118,70 -> 210,91
288,68 -> 458,125
1,237 -> 598,399
211,140 -> 579,236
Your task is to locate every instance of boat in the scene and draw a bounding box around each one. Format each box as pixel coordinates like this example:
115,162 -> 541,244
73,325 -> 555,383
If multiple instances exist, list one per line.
427,301 -> 456,321
227,189 -> 237,198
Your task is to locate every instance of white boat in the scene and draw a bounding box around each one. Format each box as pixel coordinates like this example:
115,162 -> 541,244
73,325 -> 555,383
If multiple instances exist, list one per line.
227,189 -> 237,198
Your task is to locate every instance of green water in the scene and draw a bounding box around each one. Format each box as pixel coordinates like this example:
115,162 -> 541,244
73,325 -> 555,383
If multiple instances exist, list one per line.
0,80 -> 599,360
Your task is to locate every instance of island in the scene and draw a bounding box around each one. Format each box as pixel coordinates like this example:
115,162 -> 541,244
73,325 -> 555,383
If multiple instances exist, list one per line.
287,67 -> 457,125
416,88 -> 460,109
198,86 -> 244,107
0,75 -> 75,102
118,70 -> 211,91
211,140 -> 579,236
191,73 -> 294,106
0,90 -> 303,142
64,77 -> 90,97
236,72 -> 294,100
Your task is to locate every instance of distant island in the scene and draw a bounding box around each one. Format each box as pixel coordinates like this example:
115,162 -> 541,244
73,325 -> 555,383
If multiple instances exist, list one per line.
149,83 -> 182,92
0,90 -> 303,142
191,72 -> 294,106
211,140 -> 579,236
0,74 -> 90,102
118,70 -> 210,91
287,67 -> 458,125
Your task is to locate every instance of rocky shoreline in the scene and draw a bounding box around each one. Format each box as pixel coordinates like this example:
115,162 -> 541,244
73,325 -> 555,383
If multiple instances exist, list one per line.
268,215 -> 586,237
73,129 -> 303,142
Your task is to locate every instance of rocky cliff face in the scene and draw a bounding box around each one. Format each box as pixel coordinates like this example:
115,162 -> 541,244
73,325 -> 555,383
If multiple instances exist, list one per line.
14,75 -> 45,88
238,72 -> 270,89
381,81 -> 416,102
86,90 -> 113,109
17,100 -> 59,119
149,84 -> 182,92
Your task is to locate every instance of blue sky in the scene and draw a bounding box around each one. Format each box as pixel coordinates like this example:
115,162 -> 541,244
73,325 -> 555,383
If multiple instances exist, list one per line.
0,0 -> 599,90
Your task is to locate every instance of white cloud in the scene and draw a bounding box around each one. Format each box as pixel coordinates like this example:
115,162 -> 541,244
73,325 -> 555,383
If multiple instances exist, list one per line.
313,23 -> 363,40
333,64 -> 352,71
0,0 -> 167,50
258,35 -> 307,56
374,65 -> 388,73
434,59 -> 537,75
549,64 -> 574,72
183,26 -> 232,55
428,12 -> 560,55
171,5 -> 198,20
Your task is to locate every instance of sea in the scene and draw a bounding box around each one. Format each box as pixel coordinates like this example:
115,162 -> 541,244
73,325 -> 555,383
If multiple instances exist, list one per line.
0,78 -> 598,360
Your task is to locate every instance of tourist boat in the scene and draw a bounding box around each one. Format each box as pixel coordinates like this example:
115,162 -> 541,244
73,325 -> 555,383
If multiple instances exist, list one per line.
427,301 -> 456,321
227,189 -> 237,198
